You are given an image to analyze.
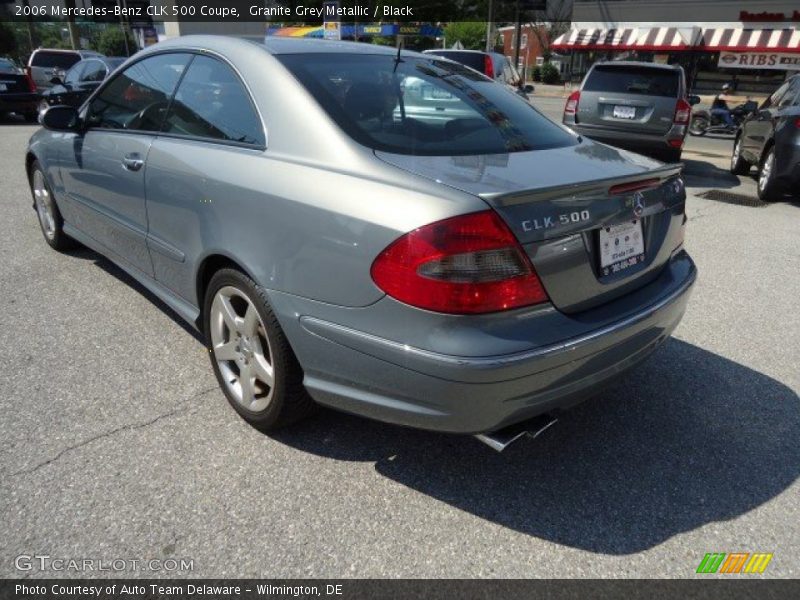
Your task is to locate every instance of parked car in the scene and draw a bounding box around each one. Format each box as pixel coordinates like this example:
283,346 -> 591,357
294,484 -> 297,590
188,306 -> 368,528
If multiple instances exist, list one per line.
39,57 -> 126,112
563,61 -> 694,162
28,37 -> 695,450
424,49 -> 534,99
0,57 -> 39,122
731,74 -> 800,201
27,48 -> 103,91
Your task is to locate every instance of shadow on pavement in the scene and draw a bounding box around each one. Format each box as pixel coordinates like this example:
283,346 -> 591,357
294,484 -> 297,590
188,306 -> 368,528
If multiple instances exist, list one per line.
681,158 -> 744,190
272,338 -> 800,555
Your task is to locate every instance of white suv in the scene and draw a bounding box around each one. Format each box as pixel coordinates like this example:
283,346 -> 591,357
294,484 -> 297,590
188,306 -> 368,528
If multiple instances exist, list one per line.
28,49 -> 103,91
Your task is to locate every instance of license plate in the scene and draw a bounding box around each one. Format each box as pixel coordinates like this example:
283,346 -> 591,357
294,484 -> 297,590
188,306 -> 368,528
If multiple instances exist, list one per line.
599,220 -> 645,275
613,105 -> 636,119
0,84 -> 7,92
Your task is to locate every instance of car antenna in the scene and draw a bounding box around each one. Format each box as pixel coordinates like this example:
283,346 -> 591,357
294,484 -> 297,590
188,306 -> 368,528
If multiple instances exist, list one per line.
393,40 -> 403,73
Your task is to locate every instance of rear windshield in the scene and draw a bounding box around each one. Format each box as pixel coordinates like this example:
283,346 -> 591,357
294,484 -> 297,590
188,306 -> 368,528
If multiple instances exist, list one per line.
31,51 -> 81,70
278,54 -> 576,156
426,51 -> 486,73
0,58 -> 19,73
584,65 -> 680,97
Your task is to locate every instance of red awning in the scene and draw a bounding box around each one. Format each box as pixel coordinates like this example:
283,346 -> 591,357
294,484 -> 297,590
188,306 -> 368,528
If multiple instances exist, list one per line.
701,28 -> 800,53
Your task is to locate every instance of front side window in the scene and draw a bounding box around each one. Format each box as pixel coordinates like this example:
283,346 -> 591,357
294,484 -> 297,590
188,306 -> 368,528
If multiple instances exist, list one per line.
160,55 -> 264,146
584,65 -> 680,97
81,60 -> 107,83
86,53 -> 191,132
63,62 -> 86,85
279,54 -> 576,156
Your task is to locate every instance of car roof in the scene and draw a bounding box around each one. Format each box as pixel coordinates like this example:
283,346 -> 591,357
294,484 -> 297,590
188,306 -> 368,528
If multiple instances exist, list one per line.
150,35 -> 430,60
592,60 -> 682,71
33,48 -> 102,56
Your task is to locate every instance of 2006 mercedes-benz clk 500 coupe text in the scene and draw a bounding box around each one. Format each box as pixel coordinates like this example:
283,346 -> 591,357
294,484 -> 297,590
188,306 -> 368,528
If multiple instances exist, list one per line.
26,36 -> 696,449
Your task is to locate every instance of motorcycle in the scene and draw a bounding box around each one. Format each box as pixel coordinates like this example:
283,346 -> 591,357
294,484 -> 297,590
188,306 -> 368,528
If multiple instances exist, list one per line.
689,100 -> 759,136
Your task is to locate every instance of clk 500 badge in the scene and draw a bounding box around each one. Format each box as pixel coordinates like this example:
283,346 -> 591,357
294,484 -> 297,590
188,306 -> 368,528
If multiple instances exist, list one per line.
522,210 -> 591,232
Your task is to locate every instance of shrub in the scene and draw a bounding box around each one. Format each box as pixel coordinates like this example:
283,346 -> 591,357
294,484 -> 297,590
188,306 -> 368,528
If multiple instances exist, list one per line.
541,62 -> 560,84
531,66 -> 542,82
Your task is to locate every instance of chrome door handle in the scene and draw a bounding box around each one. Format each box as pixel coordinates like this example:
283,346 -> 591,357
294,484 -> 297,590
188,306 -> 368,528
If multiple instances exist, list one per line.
122,153 -> 144,172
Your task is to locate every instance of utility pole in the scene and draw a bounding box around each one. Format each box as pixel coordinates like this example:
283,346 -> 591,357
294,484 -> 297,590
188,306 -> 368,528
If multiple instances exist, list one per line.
485,0 -> 493,52
513,0 -> 522,69
63,0 -> 80,49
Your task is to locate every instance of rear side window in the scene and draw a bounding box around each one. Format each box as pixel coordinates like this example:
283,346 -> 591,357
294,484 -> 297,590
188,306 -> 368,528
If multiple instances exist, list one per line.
86,53 -> 191,132
279,53 -> 576,156
427,51 -> 487,74
584,66 -> 680,98
31,51 -> 81,70
161,55 -> 264,146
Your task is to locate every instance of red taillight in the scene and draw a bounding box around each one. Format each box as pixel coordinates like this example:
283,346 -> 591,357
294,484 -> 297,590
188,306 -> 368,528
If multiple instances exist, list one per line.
484,54 -> 495,79
24,66 -> 36,92
674,98 -> 691,125
564,90 -> 580,115
371,211 -> 548,314
794,117 -> 800,128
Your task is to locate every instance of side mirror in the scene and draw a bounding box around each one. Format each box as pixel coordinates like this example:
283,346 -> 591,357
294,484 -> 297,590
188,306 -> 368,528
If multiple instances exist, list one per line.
523,84 -> 535,94
41,105 -> 80,132
688,95 -> 701,106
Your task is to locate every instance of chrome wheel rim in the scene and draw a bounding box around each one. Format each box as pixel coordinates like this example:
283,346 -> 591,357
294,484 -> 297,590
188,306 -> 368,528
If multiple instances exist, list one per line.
731,140 -> 741,170
32,170 -> 56,240
210,286 -> 275,412
759,152 -> 774,192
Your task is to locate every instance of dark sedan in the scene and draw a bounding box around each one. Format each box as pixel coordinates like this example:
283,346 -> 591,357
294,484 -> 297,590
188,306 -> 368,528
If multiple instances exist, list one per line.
731,74 -> 800,201
39,56 -> 126,113
0,57 -> 39,122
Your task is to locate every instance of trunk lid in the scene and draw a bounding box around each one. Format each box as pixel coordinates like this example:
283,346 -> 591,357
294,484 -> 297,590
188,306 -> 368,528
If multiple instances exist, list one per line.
376,140 -> 686,313
0,72 -> 32,94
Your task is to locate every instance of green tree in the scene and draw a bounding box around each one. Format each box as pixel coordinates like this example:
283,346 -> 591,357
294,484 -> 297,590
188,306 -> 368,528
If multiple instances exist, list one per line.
0,22 -> 18,57
94,27 -> 137,57
443,22 -> 486,51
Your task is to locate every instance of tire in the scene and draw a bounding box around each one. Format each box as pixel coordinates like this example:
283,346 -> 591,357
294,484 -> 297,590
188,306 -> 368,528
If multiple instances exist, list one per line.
203,268 -> 315,431
29,161 -> 77,251
24,111 -> 39,123
689,116 -> 708,136
730,137 -> 749,175
757,147 -> 781,202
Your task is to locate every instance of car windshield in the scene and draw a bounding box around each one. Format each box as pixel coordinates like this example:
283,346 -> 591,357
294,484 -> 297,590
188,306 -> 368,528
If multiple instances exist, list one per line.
31,51 -> 81,70
278,53 -> 576,156
584,65 -> 680,98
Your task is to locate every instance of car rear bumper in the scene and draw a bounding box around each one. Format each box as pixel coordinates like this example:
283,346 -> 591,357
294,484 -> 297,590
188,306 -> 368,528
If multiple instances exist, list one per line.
0,93 -> 39,113
270,250 -> 697,434
567,122 -> 686,154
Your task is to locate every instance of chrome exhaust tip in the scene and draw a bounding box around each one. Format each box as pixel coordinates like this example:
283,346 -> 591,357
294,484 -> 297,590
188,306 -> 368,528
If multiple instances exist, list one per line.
475,414 -> 558,452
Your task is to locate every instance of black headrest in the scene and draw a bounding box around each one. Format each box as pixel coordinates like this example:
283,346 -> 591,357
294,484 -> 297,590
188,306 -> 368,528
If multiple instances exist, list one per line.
343,81 -> 388,120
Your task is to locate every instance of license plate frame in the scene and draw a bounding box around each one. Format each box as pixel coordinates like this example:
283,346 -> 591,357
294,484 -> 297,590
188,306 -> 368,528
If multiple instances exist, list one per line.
612,105 -> 636,119
599,220 -> 645,276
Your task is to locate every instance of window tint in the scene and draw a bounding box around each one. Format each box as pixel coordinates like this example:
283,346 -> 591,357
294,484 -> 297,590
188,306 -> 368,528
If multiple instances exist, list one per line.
81,60 -> 107,82
279,54 -> 576,156
427,51 -> 487,74
161,55 -> 264,146
584,65 -> 680,97
64,62 -> 86,85
31,51 -> 80,70
86,53 -> 191,132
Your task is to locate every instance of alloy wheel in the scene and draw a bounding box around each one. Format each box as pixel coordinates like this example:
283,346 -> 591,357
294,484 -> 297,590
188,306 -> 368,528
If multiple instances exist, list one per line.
32,170 -> 56,240
759,151 -> 774,193
209,286 -> 275,412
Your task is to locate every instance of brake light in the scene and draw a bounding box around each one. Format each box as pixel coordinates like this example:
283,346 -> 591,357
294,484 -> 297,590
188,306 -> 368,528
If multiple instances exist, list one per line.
674,98 -> 691,125
24,66 -> 36,92
370,211 -> 548,314
564,90 -> 580,115
484,54 -> 494,79
794,117 -> 800,128
608,178 -> 661,195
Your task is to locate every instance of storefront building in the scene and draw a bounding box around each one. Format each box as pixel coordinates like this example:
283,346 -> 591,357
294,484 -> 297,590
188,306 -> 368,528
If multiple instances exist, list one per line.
553,1 -> 800,94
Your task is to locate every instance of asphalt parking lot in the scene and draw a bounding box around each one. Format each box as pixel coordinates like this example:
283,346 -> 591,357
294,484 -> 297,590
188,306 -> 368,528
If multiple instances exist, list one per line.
0,111 -> 798,579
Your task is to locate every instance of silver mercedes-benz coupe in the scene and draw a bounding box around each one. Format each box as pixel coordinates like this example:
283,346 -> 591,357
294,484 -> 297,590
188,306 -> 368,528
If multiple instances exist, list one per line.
26,36 -> 696,448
